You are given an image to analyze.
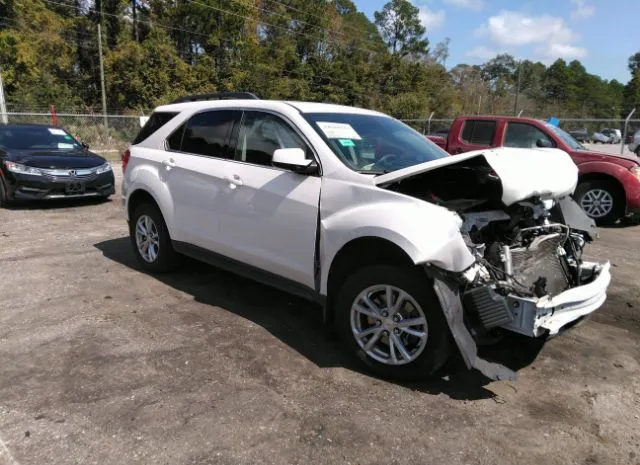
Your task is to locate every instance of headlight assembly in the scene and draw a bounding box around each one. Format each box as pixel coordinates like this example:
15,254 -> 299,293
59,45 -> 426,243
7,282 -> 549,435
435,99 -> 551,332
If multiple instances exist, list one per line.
95,163 -> 112,174
4,161 -> 42,176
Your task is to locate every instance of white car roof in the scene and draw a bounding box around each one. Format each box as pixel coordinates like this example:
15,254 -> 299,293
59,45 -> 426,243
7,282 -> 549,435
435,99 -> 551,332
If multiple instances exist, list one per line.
154,99 -> 387,117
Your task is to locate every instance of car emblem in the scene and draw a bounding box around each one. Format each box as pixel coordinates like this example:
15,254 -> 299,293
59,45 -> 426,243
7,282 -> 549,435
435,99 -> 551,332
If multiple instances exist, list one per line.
68,169 -> 77,177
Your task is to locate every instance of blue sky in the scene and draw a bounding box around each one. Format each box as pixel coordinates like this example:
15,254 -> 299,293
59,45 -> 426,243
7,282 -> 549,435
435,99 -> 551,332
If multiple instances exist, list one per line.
355,0 -> 638,83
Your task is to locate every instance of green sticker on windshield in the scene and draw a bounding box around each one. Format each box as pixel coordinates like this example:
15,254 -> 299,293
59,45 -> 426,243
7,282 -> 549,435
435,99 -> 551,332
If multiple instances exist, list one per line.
338,139 -> 355,147
64,135 -> 72,140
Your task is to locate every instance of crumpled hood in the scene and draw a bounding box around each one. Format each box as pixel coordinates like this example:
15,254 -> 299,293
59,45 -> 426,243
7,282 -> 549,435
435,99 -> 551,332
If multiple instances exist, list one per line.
374,147 -> 578,206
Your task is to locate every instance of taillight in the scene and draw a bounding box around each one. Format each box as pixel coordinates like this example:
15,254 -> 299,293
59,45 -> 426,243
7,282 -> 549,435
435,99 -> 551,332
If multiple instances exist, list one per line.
121,149 -> 131,173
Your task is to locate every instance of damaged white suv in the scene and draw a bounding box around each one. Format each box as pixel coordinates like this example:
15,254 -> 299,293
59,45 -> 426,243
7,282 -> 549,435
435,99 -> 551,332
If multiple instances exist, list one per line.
122,93 -> 611,381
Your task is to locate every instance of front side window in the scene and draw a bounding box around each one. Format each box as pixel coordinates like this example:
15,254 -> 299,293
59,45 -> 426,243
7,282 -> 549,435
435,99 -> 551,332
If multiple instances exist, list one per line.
235,111 -> 309,167
303,113 -> 447,174
505,122 -> 555,148
545,123 -> 585,150
179,110 -> 236,158
460,120 -> 496,145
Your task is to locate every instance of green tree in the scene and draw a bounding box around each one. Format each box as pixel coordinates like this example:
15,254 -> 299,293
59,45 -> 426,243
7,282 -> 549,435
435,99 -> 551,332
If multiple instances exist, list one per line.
544,59 -> 570,105
373,0 -> 428,57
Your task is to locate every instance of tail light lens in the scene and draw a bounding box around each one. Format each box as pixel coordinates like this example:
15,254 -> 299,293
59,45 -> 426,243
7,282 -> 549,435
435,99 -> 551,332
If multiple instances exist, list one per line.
121,149 -> 131,173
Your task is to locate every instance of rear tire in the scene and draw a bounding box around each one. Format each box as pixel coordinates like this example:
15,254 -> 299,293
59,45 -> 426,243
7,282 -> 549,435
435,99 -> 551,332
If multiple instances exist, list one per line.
129,203 -> 180,272
334,265 -> 451,381
574,180 -> 624,226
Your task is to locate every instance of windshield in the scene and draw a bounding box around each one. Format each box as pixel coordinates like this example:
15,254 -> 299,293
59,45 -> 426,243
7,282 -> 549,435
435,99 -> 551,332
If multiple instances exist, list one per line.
303,112 -> 448,174
0,126 -> 82,150
545,123 -> 585,150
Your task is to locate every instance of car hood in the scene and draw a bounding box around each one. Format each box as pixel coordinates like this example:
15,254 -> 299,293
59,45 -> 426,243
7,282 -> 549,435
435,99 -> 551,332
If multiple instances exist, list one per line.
374,147 -> 578,206
573,149 -> 639,167
8,149 -> 106,169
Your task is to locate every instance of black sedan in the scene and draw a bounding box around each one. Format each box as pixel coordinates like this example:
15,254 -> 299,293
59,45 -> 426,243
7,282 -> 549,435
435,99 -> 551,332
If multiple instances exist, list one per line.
0,124 -> 115,207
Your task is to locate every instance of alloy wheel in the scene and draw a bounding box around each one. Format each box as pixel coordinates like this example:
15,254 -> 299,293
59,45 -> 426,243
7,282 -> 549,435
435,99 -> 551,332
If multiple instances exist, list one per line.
580,188 -> 614,218
135,214 -> 160,263
350,285 -> 428,366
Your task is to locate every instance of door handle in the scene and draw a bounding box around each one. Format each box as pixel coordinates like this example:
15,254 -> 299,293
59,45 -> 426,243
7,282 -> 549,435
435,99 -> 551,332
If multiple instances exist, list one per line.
224,174 -> 243,188
162,158 -> 177,169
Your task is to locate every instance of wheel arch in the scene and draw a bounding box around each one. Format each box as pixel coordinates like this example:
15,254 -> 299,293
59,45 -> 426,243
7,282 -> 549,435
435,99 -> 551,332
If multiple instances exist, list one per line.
126,188 -> 174,237
324,236 -> 418,323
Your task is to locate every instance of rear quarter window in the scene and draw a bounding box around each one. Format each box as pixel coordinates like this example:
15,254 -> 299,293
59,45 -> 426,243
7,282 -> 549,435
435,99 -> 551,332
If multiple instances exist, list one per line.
133,111 -> 179,145
461,120 -> 496,145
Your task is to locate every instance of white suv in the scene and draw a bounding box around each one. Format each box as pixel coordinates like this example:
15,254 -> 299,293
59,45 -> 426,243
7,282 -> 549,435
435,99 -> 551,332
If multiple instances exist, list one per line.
122,93 -> 611,381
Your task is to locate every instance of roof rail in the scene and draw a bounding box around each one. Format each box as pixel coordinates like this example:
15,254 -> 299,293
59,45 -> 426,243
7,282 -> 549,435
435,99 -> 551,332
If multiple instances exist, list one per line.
170,92 -> 260,104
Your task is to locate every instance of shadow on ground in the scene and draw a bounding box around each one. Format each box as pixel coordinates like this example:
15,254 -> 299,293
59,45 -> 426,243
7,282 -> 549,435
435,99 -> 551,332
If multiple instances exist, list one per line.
5,197 -> 111,211
95,236 -> 545,401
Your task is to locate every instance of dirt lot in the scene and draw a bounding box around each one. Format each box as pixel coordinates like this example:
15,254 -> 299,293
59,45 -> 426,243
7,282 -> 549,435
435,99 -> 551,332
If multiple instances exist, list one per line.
0,168 -> 639,465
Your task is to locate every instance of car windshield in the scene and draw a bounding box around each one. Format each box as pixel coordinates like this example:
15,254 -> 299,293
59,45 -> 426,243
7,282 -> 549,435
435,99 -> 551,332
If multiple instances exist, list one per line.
0,126 -> 82,150
303,112 -> 448,174
545,123 -> 585,150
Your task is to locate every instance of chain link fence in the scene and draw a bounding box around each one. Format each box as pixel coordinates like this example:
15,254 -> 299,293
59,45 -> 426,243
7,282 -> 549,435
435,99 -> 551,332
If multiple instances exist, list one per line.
402,117 -> 640,137
2,112 -> 145,156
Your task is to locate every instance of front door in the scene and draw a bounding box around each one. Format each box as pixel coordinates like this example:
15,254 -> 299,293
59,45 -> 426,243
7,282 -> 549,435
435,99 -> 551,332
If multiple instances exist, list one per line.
220,110 -> 321,289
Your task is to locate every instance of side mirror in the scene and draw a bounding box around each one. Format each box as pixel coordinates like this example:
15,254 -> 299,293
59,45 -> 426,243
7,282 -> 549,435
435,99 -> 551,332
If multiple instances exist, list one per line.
81,142 -> 90,150
536,138 -> 552,148
272,148 -> 317,174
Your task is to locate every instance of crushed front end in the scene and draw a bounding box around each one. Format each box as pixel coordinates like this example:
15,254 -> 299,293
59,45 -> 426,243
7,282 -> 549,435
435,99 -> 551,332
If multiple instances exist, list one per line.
457,198 -> 611,340
380,149 -> 612,379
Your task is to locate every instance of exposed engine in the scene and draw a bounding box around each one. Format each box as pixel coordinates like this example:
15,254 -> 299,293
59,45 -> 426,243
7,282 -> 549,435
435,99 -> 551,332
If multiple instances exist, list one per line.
452,198 -> 593,332
459,199 -> 588,298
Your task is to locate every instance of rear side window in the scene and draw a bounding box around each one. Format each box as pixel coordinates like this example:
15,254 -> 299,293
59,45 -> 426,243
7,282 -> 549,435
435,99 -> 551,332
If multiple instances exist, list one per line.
133,111 -> 178,144
461,120 -> 496,145
180,110 -> 237,158
167,123 -> 185,150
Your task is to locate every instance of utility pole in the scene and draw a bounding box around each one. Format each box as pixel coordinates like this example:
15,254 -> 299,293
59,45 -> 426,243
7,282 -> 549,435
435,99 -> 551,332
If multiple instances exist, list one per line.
0,67 -> 8,124
97,24 -> 108,134
622,108 -> 636,155
132,0 -> 138,41
513,60 -> 522,116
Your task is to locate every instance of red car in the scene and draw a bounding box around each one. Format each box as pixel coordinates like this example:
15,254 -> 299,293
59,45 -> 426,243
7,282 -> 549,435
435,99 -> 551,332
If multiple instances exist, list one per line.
427,116 -> 640,225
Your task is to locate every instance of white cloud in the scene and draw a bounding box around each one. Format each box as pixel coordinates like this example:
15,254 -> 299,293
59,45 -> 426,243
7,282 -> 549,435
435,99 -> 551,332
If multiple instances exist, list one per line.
570,0 -> 595,19
536,43 -> 588,60
476,11 -> 576,46
465,46 -> 498,60
443,0 -> 483,10
418,6 -> 446,30
473,10 -> 587,61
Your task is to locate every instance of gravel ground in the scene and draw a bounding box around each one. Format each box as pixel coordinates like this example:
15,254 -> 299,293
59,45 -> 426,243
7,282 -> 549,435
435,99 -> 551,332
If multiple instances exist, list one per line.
0,168 -> 639,465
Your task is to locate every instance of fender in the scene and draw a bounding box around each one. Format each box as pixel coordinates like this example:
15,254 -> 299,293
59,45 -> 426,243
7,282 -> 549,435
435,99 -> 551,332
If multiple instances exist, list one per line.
577,160 -> 640,209
318,193 -> 475,295
577,160 -> 632,180
124,164 -> 177,237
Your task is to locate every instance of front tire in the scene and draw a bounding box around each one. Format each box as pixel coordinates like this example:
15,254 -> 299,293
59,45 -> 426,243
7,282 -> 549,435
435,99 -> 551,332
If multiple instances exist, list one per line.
0,177 -> 13,208
334,265 -> 451,381
574,180 -> 624,226
129,203 -> 180,272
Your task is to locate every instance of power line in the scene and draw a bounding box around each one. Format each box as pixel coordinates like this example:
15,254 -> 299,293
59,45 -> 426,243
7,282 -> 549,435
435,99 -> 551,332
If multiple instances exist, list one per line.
186,0 -> 379,57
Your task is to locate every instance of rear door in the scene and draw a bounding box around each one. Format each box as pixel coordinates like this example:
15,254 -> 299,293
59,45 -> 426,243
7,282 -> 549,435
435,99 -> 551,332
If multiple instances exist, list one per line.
449,119 -> 498,154
163,109 -> 239,251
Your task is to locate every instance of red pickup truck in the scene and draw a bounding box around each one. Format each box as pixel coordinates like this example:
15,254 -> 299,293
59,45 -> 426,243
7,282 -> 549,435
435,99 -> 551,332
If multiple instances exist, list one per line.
427,116 -> 640,225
